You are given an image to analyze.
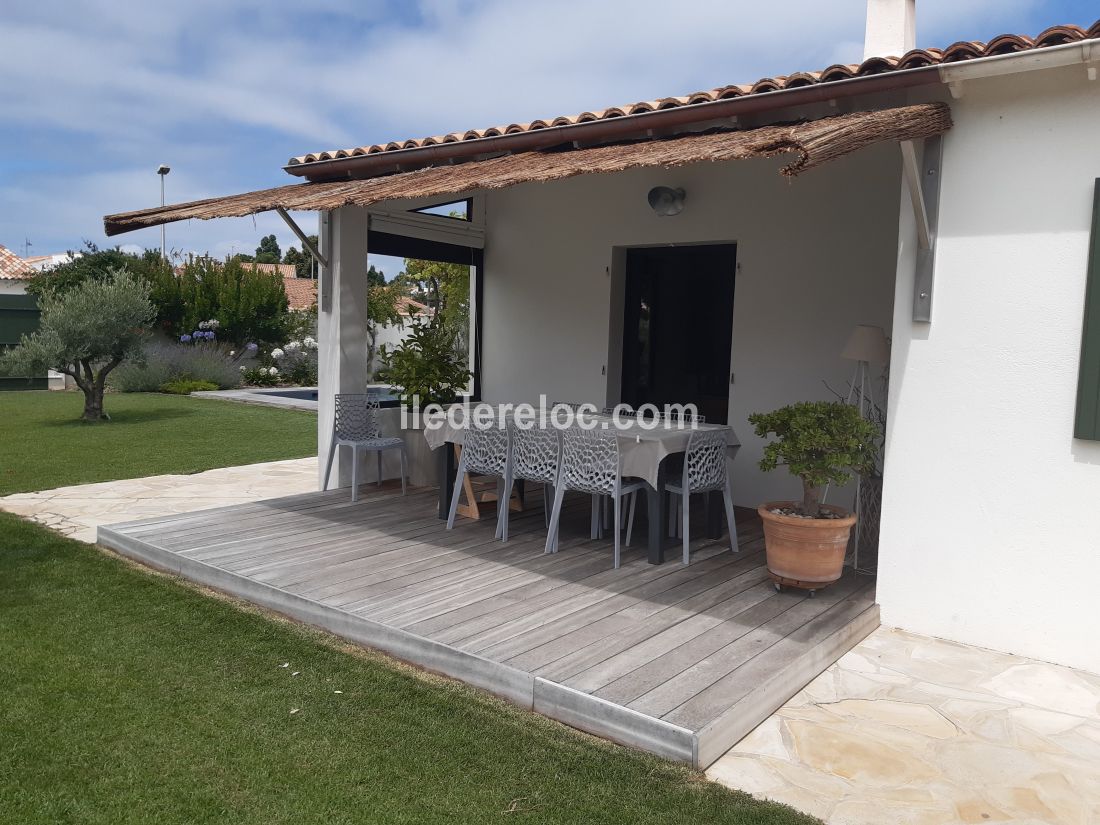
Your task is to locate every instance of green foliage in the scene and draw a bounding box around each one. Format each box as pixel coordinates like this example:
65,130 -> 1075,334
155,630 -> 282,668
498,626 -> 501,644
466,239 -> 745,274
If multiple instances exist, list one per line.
242,365 -> 280,386
285,306 -> 317,342
399,258 -> 470,335
160,378 -> 219,395
166,257 -> 289,347
24,242 -> 171,301
254,234 -> 281,264
384,319 -> 471,406
283,238 -> 318,279
109,340 -> 249,392
1,269 -> 155,421
365,266 -> 406,378
749,401 -> 879,517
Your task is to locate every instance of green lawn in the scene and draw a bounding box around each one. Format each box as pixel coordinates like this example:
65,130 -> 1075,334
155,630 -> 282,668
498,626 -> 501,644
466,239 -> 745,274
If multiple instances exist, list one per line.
0,514 -> 816,825
0,391 -> 316,495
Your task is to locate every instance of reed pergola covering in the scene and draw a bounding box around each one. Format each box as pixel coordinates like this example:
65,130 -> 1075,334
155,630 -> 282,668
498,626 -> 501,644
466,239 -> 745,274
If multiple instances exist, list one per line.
103,103 -> 951,236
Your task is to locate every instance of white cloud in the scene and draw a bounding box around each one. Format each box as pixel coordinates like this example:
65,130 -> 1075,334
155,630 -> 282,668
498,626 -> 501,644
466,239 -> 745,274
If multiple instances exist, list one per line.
0,0 -> 1058,255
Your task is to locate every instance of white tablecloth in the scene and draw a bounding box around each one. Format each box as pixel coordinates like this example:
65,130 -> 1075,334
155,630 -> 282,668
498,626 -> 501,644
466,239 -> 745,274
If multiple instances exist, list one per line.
422,408 -> 739,489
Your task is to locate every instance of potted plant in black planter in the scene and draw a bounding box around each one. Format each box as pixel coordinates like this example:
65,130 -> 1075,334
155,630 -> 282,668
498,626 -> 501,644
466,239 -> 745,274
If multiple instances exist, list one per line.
748,401 -> 879,594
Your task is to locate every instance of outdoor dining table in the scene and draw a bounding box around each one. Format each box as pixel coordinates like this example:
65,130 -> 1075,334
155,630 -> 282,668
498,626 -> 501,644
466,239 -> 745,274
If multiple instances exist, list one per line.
423,407 -> 740,564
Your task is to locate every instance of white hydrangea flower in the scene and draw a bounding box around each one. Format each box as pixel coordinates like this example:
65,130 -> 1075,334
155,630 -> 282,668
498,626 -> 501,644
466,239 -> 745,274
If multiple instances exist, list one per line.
270,348 -> 285,360
302,337 -> 317,349
268,367 -> 279,376
286,340 -> 301,351
239,365 -> 246,372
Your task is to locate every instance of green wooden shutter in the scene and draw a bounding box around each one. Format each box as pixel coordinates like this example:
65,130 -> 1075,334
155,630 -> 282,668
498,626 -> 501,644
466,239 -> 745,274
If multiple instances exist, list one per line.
0,292 -> 47,391
1074,179 -> 1100,440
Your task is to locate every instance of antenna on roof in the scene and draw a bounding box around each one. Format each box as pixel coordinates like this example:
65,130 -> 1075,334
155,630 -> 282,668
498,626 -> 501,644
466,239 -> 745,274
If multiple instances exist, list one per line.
23,238 -> 32,257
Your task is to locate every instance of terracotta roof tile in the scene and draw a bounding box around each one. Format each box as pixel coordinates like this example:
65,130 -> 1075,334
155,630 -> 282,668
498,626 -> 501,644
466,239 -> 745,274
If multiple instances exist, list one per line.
242,261 -> 298,279
281,275 -> 317,310
288,20 -> 1099,168
0,245 -> 34,280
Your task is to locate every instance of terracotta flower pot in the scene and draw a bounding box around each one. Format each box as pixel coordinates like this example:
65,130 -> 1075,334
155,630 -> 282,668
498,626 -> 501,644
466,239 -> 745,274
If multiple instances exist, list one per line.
757,501 -> 856,593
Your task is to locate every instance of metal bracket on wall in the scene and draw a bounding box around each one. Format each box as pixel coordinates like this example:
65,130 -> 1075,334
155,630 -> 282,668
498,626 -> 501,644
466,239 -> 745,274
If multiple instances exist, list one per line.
901,135 -> 943,323
275,207 -> 328,270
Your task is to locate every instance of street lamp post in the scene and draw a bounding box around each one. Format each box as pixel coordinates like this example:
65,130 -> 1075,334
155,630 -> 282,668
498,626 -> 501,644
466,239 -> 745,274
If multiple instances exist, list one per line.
157,164 -> 171,261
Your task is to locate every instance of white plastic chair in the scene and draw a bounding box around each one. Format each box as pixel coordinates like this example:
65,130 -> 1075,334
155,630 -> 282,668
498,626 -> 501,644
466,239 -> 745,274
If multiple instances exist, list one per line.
666,429 -> 738,564
322,393 -> 407,502
446,424 -> 510,540
498,424 -> 560,543
545,430 -> 642,568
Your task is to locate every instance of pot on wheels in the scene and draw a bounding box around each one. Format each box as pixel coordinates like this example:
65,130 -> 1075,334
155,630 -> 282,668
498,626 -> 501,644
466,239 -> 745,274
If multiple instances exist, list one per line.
758,501 -> 856,594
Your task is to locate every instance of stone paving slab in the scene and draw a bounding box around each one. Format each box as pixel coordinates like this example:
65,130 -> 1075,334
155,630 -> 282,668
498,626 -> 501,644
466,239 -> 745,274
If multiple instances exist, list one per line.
0,457 -> 317,543
707,626 -> 1100,825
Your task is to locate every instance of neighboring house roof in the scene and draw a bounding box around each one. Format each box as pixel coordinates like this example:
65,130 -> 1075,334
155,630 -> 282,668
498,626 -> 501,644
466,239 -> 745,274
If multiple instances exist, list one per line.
239,263 -> 317,310
282,275 -> 317,310
398,296 -> 428,316
240,261 -> 298,279
287,21 -> 1100,169
0,245 -> 34,280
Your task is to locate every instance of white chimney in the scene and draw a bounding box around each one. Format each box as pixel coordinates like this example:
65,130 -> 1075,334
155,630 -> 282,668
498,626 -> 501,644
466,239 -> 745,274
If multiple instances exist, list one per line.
863,0 -> 916,60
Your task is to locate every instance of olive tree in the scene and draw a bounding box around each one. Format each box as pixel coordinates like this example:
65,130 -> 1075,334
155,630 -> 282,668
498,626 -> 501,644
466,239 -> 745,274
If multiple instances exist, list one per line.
2,270 -> 155,421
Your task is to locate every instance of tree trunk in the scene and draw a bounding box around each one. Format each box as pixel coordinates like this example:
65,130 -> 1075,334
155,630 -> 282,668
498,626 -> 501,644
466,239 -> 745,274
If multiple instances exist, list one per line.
800,480 -> 823,518
81,384 -> 107,422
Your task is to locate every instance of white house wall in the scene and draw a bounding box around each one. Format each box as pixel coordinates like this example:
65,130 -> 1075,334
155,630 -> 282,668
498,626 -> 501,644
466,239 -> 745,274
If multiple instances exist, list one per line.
481,145 -> 902,506
878,64 -> 1100,675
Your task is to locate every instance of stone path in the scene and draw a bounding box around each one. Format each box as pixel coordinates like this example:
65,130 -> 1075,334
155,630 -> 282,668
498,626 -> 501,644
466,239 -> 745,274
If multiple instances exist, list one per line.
708,627 -> 1100,824
0,457 -> 317,543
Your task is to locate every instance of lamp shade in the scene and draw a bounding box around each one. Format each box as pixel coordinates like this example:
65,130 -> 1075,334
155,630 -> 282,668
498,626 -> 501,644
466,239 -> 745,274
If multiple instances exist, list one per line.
841,325 -> 889,364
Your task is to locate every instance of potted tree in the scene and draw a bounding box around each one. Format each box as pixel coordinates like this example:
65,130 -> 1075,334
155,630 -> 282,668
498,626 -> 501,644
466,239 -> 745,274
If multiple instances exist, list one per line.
748,401 -> 879,594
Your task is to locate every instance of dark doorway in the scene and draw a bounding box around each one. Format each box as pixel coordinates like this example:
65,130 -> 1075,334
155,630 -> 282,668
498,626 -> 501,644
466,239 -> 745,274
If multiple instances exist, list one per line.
620,244 -> 736,423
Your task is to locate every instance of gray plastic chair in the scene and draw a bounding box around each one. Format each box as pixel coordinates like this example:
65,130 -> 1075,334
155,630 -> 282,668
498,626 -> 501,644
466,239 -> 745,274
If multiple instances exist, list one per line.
545,430 -> 643,568
666,429 -> 738,564
446,424 -> 510,540
498,424 -> 561,543
322,393 -> 407,502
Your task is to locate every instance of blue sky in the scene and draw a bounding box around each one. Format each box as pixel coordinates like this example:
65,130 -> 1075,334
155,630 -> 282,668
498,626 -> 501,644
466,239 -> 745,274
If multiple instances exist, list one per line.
1,0 -> 1095,278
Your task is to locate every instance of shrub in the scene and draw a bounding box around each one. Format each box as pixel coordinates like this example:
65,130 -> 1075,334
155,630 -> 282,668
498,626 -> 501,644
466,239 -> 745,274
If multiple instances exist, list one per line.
109,339 -> 255,392
748,401 -> 879,518
24,243 -> 170,301
160,379 -> 219,395
384,319 -> 471,406
269,337 -> 318,386
161,257 -> 289,347
108,359 -> 173,393
242,365 -> 280,387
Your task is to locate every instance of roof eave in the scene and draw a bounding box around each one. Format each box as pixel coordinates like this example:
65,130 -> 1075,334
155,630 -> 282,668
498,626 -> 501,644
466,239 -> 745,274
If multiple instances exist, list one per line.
283,65 -> 942,183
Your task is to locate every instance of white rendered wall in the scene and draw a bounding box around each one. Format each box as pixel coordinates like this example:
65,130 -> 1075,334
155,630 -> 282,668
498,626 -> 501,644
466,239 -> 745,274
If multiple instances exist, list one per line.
0,280 -> 28,295
481,147 -> 901,506
317,207 -> 371,489
878,66 -> 1100,674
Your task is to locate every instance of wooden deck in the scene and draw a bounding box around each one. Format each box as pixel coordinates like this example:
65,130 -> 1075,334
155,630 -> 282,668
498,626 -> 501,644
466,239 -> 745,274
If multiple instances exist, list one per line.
97,482 -> 878,768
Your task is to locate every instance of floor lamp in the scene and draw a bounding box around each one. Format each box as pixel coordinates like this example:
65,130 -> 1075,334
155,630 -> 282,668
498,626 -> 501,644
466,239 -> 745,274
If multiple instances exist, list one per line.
841,325 -> 889,573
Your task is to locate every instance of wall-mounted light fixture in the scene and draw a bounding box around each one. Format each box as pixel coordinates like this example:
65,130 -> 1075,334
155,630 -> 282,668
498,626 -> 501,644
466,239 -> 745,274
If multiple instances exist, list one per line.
647,186 -> 685,217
